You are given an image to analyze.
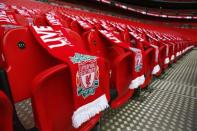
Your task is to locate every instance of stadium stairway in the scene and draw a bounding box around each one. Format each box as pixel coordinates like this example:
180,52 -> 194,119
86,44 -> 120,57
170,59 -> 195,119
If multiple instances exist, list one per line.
100,47 -> 197,131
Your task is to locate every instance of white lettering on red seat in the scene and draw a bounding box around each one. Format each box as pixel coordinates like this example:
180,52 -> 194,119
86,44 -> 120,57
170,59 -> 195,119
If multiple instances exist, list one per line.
32,26 -> 74,49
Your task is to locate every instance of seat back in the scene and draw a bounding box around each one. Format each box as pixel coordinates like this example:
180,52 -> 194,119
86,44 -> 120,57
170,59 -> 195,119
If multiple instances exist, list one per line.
1,27 -> 63,129
70,19 -> 93,35
33,16 -> 48,26
83,30 -> 108,58
2,27 -> 60,102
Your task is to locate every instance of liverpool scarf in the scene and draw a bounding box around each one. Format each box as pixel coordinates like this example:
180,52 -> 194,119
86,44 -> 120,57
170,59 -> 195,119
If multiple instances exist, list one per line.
99,29 -> 145,89
171,42 -> 175,61
0,10 -> 18,25
30,26 -> 109,128
150,44 -> 161,75
141,33 -> 161,74
129,47 -> 145,89
163,43 -> 170,64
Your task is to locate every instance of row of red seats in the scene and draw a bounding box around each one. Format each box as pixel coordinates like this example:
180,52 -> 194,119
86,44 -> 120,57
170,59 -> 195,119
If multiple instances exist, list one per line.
0,0 -> 195,131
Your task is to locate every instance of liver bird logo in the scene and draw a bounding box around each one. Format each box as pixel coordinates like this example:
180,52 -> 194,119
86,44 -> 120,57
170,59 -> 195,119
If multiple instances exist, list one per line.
86,74 -> 91,87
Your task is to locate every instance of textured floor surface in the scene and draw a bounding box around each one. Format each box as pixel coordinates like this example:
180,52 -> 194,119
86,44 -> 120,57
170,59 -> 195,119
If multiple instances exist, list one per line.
100,48 -> 197,131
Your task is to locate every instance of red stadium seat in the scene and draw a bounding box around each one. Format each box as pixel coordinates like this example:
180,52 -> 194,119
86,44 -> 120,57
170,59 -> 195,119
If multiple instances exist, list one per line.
0,9 -> 46,68
123,31 -> 155,88
2,26 -> 110,131
137,31 -> 165,76
82,29 -> 134,108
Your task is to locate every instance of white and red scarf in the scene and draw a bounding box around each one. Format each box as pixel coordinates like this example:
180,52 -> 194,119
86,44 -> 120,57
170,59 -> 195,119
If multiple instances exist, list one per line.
171,42 -> 175,61
76,17 -> 94,30
163,43 -> 170,64
30,26 -> 109,128
99,29 -> 145,89
129,47 -> 145,89
0,3 -> 9,10
0,10 -> 18,25
150,43 -> 160,75
45,12 -> 63,29
0,10 -> 24,33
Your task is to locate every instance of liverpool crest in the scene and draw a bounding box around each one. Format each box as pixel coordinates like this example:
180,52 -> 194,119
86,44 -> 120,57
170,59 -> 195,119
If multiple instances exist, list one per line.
135,52 -> 142,72
130,48 -> 143,72
70,53 -> 99,98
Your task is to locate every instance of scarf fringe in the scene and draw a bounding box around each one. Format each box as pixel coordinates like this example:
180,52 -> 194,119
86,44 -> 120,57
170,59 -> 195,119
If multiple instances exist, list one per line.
171,55 -> 175,61
164,57 -> 170,64
129,75 -> 145,89
152,64 -> 160,75
72,94 -> 109,128
176,52 -> 179,57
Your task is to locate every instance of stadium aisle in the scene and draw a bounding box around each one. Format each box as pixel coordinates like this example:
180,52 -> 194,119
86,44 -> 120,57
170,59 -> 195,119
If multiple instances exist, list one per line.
100,48 -> 197,131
